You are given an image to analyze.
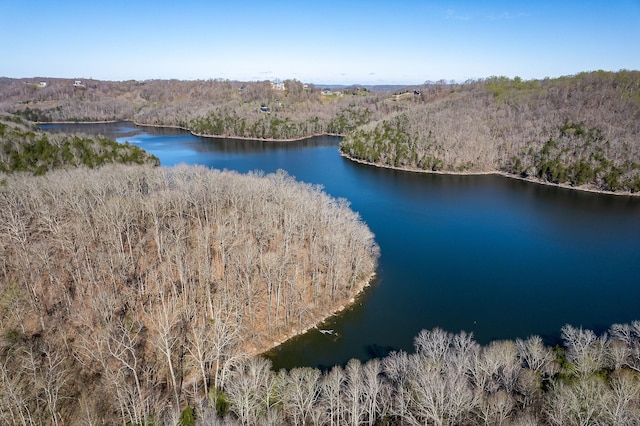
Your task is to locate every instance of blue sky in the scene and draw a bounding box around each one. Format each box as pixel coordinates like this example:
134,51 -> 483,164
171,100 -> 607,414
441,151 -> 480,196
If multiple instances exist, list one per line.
1,0 -> 639,84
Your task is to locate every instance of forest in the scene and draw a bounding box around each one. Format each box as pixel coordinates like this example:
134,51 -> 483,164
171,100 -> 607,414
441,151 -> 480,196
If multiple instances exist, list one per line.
2,71 -> 639,193
0,78 -> 388,141
1,151 -> 639,425
0,159 -> 379,424
341,71 -> 640,193
198,323 -> 640,425
1,70 -> 640,424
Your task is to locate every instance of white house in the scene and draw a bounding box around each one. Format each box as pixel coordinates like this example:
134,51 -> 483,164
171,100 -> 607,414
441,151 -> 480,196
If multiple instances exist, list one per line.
271,80 -> 286,91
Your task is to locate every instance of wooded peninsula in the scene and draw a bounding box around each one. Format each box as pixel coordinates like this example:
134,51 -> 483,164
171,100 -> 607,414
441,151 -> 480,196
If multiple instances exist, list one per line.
1,70 -> 640,425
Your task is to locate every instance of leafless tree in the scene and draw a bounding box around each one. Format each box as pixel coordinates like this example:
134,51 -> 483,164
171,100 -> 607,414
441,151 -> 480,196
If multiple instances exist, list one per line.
561,324 -> 609,376
283,367 -> 321,425
320,365 -> 346,426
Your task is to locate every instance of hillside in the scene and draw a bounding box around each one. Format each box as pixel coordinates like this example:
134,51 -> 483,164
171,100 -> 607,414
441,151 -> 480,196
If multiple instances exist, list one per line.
0,164 -> 379,424
341,71 -> 640,193
0,78 -> 394,140
1,73 -> 640,423
2,71 -> 639,193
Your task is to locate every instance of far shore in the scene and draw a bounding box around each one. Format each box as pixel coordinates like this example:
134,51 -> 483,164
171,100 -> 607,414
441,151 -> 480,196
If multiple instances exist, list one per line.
134,121 -> 345,143
37,120 -> 122,124
37,119 -> 638,197
37,119 -> 345,142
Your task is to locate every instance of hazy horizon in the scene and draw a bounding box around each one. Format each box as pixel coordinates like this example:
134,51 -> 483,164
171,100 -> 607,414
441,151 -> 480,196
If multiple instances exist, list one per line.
3,71 -> 637,87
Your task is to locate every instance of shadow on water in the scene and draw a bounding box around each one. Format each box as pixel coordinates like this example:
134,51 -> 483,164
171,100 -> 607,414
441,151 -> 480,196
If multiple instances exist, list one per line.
364,343 -> 399,360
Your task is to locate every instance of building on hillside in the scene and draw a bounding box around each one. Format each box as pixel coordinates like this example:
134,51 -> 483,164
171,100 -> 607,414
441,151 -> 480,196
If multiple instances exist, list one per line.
321,89 -> 342,96
271,79 -> 286,91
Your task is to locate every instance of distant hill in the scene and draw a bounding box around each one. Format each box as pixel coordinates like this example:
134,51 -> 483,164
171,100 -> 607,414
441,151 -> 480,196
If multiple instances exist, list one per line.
1,71 -> 639,193
0,77 -> 395,140
341,70 -> 640,193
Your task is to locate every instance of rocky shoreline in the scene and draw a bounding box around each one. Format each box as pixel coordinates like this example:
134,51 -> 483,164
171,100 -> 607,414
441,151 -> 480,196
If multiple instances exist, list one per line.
249,272 -> 377,357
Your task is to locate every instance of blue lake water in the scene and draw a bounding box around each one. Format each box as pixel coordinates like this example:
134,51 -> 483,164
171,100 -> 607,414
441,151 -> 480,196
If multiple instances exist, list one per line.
41,122 -> 640,370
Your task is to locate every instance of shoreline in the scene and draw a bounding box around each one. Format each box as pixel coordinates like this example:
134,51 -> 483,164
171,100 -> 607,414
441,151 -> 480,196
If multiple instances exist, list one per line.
37,119 -> 345,142
133,121 -> 345,143
37,119 -> 638,197
36,118 -> 378,361
37,119 -> 122,124
250,272 -> 377,358
340,152 -> 640,198
33,119 -> 638,359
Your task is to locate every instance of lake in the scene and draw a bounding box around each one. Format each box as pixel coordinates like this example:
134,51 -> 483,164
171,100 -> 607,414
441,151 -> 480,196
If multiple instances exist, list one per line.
41,122 -> 640,370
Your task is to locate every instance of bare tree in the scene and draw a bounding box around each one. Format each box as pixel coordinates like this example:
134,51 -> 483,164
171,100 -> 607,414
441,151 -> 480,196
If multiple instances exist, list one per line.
604,369 -> 640,425
320,365 -> 346,426
225,357 -> 279,426
545,376 -> 610,426
343,359 -> 367,426
516,335 -> 557,376
283,367 -> 321,425
561,324 -> 609,376
147,288 -> 184,409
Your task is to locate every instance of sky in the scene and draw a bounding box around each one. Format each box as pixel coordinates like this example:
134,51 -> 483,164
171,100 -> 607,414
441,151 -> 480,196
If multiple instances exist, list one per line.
1,0 -> 639,85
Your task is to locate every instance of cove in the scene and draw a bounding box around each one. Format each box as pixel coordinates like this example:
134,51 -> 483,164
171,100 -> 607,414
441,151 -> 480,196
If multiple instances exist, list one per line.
41,122 -> 640,370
